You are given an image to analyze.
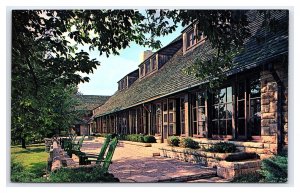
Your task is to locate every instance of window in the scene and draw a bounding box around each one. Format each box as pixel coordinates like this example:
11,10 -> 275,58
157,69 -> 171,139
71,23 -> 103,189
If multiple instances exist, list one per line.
187,30 -> 195,48
185,26 -> 203,52
235,78 -> 261,138
154,103 -> 162,135
151,56 -> 157,70
158,54 -> 171,67
212,86 -> 233,137
191,92 -> 207,137
130,110 -> 137,134
145,60 -> 150,74
140,65 -> 144,77
249,79 -> 261,136
237,82 -> 246,137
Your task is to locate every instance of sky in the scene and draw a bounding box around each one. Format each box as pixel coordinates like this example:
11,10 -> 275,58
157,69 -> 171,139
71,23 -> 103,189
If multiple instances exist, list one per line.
77,26 -> 183,96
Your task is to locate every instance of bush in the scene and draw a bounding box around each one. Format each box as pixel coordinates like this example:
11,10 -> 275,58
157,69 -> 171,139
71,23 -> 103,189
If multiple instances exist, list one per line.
179,137 -> 199,149
167,136 -> 180,147
125,134 -> 144,142
231,172 -> 262,183
207,142 -> 237,153
48,165 -> 119,183
143,135 -> 156,143
259,155 -> 287,183
225,152 -> 259,162
11,159 -> 39,183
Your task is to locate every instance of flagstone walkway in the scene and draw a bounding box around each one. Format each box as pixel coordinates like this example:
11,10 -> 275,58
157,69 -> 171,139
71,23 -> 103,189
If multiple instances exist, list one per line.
74,137 -> 227,183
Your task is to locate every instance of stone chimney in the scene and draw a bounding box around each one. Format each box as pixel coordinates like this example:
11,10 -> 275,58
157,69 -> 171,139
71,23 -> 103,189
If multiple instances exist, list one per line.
139,50 -> 153,63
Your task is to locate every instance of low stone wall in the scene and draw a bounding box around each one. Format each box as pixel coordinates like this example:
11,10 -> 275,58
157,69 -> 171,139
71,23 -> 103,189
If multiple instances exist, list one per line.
217,160 -> 261,180
192,138 -> 276,160
160,146 -> 261,179
47,138 -> 77,171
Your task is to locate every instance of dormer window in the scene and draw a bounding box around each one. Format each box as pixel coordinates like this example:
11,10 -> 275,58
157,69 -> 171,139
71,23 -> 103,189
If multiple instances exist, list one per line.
187,30 -> 195,48
140,65 -> 145,77
183,24 -> 204,54
145,60 -> 151,74
151,55 -> 157,70
139,54 -> 159,78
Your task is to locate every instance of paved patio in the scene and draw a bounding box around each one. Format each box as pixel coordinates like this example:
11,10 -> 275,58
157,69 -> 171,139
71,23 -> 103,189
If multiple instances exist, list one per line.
73,137 -> 227,183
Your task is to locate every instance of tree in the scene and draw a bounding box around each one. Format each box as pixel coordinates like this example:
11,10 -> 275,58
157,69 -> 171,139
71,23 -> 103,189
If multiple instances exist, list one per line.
12,10 -> 177,147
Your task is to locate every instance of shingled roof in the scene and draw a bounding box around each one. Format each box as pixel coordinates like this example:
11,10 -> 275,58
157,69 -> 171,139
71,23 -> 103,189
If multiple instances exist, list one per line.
94,10 -> 288,117
75,95 -> 110,111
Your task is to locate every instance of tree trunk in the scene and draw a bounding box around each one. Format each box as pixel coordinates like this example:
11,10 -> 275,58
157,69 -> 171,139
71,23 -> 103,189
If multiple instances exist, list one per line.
21,138 -> 26,149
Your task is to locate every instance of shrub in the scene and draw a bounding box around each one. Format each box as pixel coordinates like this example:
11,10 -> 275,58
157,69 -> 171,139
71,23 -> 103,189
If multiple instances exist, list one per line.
207,142 -> 237,153
48,165 -> 119,183
143,135 -> 156,143
231,172 -> 262,183
125,134 -> 145,142
259,155 -> 287,183
179,137 -> 199,149
11,159 -> 38,182
225,152 -> 259,162
167,136 -> 180,147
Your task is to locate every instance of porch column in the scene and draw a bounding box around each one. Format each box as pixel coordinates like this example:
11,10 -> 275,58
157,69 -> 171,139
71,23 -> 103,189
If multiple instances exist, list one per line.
184,94 -> 190,136
148,104 -> 151,135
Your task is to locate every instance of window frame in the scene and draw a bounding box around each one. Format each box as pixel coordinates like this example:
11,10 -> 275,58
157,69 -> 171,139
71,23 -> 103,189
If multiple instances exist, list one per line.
191,92 -> 208,138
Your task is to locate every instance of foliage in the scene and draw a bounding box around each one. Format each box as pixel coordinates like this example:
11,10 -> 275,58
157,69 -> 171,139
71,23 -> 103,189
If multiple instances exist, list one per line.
125,134 -> 145,143
143,135 -> 156,143
207,142 -> 237,153
179,137 -> 199,149
167,136 -> 180,147
225,152 -> 258,162
231,171 -> 262,183
118,134 -> 156,143
11,159 -> 38,182
259,155 -> 288,183
48,165 -> 119,183
11,10 -> 166,148
231,155 -> 288,183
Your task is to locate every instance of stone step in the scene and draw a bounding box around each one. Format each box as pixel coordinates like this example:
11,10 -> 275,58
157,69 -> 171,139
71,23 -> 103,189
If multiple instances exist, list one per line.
187,176 -> 229,183
157,170 -> 217,182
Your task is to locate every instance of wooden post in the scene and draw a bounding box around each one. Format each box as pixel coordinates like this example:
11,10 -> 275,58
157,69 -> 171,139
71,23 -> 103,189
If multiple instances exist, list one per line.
167,98 -> 169,139
148,104 -> 151,135
135,108 -> 138,134
184,94 -> 189,136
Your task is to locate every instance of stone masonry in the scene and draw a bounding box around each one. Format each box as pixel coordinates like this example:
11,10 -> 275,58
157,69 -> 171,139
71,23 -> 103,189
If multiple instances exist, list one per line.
260,62 -> 288,158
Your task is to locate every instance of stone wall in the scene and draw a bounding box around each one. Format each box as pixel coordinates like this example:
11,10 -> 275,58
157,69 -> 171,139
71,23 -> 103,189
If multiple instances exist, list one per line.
260,61 -> 288,155
47,138 -> 76,171
160,146 -> 261,179
217,160 -> 261,180
192,138 -> 276,160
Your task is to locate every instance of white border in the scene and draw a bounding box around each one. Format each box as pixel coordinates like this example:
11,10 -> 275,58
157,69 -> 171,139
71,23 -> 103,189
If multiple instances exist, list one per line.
1,1 -> 298,193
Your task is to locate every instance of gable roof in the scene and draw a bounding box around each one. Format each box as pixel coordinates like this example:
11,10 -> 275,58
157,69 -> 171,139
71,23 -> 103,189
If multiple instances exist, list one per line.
75,95 -> 110,111
94,10 -> 288,117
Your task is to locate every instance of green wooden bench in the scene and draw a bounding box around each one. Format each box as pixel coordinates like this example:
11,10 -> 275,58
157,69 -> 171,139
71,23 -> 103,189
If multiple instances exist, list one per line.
78,135 -> 118,173
66,135 -> 85,157
62,133 -> 77,150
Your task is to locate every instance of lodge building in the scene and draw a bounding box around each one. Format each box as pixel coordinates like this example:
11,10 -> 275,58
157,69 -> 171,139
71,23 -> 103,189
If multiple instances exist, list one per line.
92,10 -> 289,157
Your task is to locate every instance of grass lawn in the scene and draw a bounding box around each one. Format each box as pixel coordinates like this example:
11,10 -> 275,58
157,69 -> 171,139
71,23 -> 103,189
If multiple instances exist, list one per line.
11,144 -> 48,182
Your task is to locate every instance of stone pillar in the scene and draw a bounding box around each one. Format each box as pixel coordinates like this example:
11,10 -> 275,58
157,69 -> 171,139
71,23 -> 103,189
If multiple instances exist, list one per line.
261,75 -> 279,155
260,62 -> 288,157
